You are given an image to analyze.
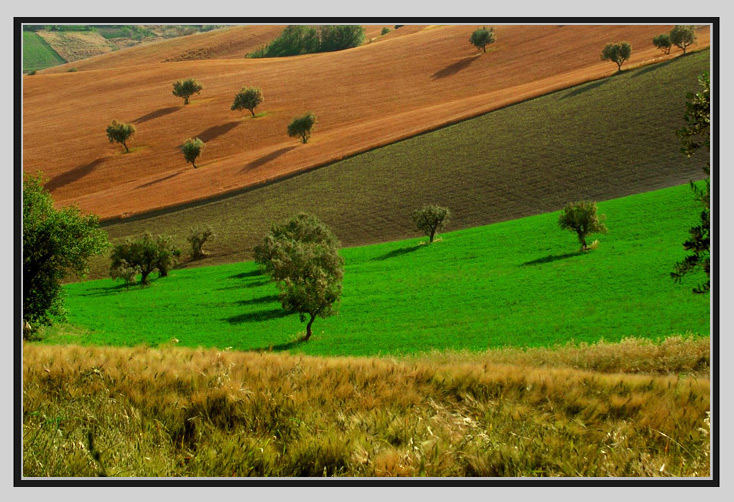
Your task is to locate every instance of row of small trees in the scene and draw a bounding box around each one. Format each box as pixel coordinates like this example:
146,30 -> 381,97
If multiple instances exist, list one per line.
105,80 -> 318,169
601,25 -> 697,72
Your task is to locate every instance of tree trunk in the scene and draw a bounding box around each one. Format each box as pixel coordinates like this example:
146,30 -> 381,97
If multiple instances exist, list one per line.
617,61 -> 622,71
192,160 -> 197,169
123,141 -> 129,153
429,228 -> 436,243
140,270 -> 150,285
482,45 -> 486,53
579,234 -> 587,252
184,97 -> 189,105
250,109 -> 256,117
303,313 -> 316,341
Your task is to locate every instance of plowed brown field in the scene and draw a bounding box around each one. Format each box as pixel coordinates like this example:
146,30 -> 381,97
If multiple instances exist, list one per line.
23,25 -> 710,220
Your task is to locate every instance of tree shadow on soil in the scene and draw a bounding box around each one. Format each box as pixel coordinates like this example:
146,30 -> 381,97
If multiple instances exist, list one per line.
44,158 -> 106,191
372,244 -> 422,261
132,106 -> 181,124
196,121 -> 240,142
431,55 -> 481,79
241,146 -> 297,172
521,251 -> 583,266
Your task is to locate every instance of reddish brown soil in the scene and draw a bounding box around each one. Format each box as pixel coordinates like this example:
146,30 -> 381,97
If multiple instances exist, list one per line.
23,25 -> 710,220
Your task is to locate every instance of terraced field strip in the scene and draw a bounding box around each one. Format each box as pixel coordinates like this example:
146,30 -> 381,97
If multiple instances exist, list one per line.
23,25 -> 709,219
22,32 -> 66,72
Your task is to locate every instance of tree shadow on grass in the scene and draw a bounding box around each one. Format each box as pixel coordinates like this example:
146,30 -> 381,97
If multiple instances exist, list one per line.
215,279 -> 270,291
77,282 -> 139,296
431,54 -> 481,79
521,251 -> 583,266
372,244 -> 422,261
223,308 -> 290,324
229,270 -> 262,279
249,337 -> 308,353
558,79 -> 609,100
630,58 -> 676,78
235,294 -> 279,306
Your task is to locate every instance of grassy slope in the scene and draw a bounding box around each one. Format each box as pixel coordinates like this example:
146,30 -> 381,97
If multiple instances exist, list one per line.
23,339 -> 710,477
50,184 -> 709,356
23,32 -> 66,72
96,49 -> 710,276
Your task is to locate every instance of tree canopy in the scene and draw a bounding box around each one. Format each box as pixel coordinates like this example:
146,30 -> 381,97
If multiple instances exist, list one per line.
106,120 -> 136,153
182,137 -> 204,168
287,112 -> 317,144
670,26 -> 697,55
172,78 -> 203,105
601,42 -> 632,71
231,87 -> 264,117
558,201 -> 608,251
470,27 -> 496,53
412,205 -> 450,243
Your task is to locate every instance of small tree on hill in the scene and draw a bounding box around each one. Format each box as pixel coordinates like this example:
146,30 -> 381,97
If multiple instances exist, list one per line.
106,120 -> 136,153
601,42 -> 631,72
23,175 -> 109,329
288,112 -> 317,144
182,137 -> 204,168
670,25 -> 697,55
254,213 -> 343,341
188,225 -> 214,259
172,78 -> 203,105
672,72 -> 710,293
558,201 -> 608,252
231,87 -> 264,117
412,205 -> 450,243
110,232 -> 179,286
470,27 -> 495,53
653,34 -> 672,55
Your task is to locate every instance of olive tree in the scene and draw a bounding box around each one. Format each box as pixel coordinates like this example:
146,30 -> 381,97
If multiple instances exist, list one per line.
412,205 -> 450,243
653,34 -> 672,54
188,225 -> 214,259
672,72 -> 710,293
23,175 -> 108,329
470,27 -> 495,53
287,112 -> 317,144
670,25 -> 696,55
106,120 -> 136,153
254,213 -> 343,341
110,232 -> 179,286
172,78 -> 203,105
558,201 -> 608,251
182,137 -> 204,168
601,42 -> 631,72
231,87 -> 264,117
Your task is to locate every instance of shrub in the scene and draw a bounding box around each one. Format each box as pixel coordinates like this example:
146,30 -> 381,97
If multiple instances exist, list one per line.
172,78 -> 203,105
254,213 -> 344,341
558,201 -> 608,251
653,34 -> 672,55
188,225 -> 214,259
109,258 -> 139,286
670,25 -> 697,55
23,175 -> 108,328
181,137 -> 204,168
411,205 -> 450,243
287,112 -> 317,144
67,67 -> 78,72
381,27 -> 391,36
28,70 -> 37,76
231,87 -> 264,117
247,25 -> 364,58
110,232 -> 179,286
470,27 -> 496,53
106,120 -> 136,153
601,42 -> 631,71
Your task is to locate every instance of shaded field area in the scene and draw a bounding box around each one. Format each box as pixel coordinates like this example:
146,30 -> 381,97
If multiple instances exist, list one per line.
23,32 -> 66,72
51,185 -> 709,356
23,338 -> 710,477
24,25 -> 708,219
95,50 -> 711,274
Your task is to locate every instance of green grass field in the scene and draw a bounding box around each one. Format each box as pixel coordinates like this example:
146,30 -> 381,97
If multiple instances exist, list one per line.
96,50 -> 710,277
23,32 -> 66,72
46,184 -> 709,356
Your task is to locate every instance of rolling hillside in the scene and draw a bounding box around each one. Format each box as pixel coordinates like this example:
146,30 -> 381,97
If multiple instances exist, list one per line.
91,50 -> 711,274
50,185 -> 709,356
23,25 -> 710,220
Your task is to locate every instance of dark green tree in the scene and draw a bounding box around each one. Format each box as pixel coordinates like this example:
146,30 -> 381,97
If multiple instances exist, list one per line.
470,27 -> 496,53
182,137 -> 204,168
188,225 -> 214,259
106,120 -> 136,153
172,78 -> 203,105
110,232 -> 179,286
558,201 -> 608,251
231,87 -> 264,117
601,42 -> 632,71
653,34 -> 672,54
412,205 -> 450,243
672,72 -> 710,293
670,25 -> 697,55
23,175 -> 109,329
254,213 -> 344,341
287,112 -> 317,144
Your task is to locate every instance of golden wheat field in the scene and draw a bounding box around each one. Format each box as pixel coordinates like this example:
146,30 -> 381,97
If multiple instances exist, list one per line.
23,336 -> 710,477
